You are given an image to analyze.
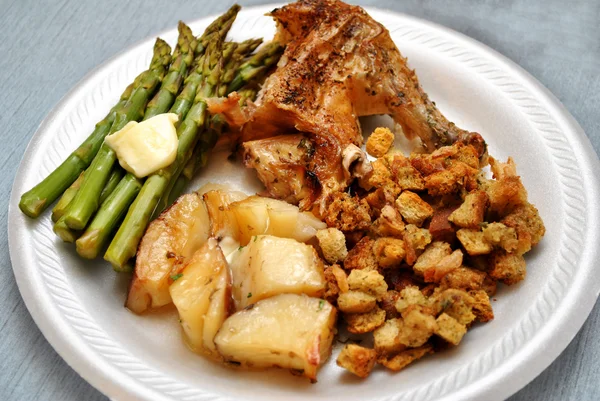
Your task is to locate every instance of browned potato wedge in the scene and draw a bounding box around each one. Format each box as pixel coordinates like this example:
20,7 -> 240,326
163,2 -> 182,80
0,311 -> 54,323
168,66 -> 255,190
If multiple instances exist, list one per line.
230,196 -> 325,245
229,235 -> 326,308
214,294 -> 337,381
127,192 -> 209,314
169,238 -> 233,359
202,188 -> 247,240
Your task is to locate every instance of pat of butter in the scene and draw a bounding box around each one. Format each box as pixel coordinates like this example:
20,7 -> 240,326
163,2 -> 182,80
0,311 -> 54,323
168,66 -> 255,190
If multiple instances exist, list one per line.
105,113 -> 179,178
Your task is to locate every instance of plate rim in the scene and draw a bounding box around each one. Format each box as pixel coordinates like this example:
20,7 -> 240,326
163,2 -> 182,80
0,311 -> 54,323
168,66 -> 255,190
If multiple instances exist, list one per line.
8,4 -> 600,401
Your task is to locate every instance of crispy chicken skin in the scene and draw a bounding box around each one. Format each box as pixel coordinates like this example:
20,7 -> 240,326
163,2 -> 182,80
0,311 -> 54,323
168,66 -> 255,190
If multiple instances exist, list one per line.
216,0 -> 486,210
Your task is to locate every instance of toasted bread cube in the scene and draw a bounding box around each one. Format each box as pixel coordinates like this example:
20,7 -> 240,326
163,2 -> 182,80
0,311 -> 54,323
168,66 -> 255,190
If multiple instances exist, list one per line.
404,224 -> 433,265
347,269 -> 388,300
373,318 -> 405,355
373,237 -> 406,268
433,289 -> 476,326
398,308 -> 437,348
395,285 -> 427,313
377,344 -> 433,371
331,264 -> 349,293
482,222 -> 518,253
423,249 -> 463,283
448,191 -> 488,228
336,344 -> 377,378
488,250 -> 526,285
366,127 -> 395,158
429,206 -> 458,242
439,267 -> 487,292
501,203 -> 545,254
489,156 -> 518,180
323,265 -> 341,304
344,237 -> 378,271
413,241 -> 452,276
370,205 -> 405,238
388,154 -> 426,191
424,162 -> 478,196
456,229 -> 492,255
434,313 -> 467,345
316,228 -> 348,264
345,307 -> 386,334
486,176 -> 528,217
324,192 -> 372,232
469,290 -> 494,322
337,291 -> 377,313
396,191 -> 434,226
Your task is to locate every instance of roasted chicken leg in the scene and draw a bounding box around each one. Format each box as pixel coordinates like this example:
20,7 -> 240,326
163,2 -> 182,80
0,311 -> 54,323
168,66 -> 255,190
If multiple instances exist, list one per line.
213,0 -> 486,211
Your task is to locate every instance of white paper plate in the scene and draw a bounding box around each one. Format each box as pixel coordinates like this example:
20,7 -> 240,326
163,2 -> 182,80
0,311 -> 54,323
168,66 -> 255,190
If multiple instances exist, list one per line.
8,4 -> 600,401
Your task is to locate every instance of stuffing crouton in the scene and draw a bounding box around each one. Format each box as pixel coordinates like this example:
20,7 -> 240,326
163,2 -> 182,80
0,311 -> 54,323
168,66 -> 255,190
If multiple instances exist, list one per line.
317,228 -> 348,263
389,154 -> 426,191
363,187 -> 395,215
380,290 -> 401,319
348,269 -> 388,300
345,307 -> 386,334
432,289 -> 476,325
395,285 -> 427,313
413,241 -> 452,276
456,229 -> 492,255
337,344 -> 378,378
501,203 -> 545,254
370,205 -> 405,237
428,206 -> 459,242
404,224 -> 432,265
373,318 -> 405,355
489,156 -> 517,180
366,127 -> 395,158
482,222 -> 518,253
434,313 -> 467,345
488,250 -> 526,285
344,237 -> 378,271
337,291 -> 377,313
373,237 -> 406,268
424,162 -> 478,196
377,344 -> 433,371
331,264 -> 349,293
423,249 -> 463,283
323,265 -> 341,304
398,307 -> 437,347
324,192 -> 372,232
486,176 -> 528,217
439,267 -> 487,292
469,290 -> 494,322
396,191 -> 434,226
448,191 -> 488,228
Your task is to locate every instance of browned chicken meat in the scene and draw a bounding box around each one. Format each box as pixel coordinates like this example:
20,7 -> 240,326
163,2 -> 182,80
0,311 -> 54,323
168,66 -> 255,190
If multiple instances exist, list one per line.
213,0 -> 486,212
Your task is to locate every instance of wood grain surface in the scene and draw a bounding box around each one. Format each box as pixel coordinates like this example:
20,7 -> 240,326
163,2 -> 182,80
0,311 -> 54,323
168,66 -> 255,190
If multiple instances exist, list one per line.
1,0 -> 598,400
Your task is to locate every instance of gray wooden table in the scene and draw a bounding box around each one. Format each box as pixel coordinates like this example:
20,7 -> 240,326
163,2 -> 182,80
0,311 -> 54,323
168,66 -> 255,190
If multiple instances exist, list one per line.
1,0 -> 598,400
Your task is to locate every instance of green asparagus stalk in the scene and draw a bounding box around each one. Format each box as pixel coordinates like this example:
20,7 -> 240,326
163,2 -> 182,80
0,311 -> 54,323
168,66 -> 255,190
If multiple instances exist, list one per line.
227,41 -> 283,93
61,38 -> 172,230
105,33 -> 225,271
53,215 -> 80,243
196,4 -> 241,55
74,24 -> 197,258
99,167 -> 126,205
51,173 -> 84,222
219,38 -> 262,96
75,175 -> 143,259
18,76 -> 139,218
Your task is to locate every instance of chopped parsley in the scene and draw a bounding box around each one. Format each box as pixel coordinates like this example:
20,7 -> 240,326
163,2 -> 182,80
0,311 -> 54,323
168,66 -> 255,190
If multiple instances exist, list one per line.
170,273 -> 183,281
317,299 -> 325,311
247,292 -> 252,298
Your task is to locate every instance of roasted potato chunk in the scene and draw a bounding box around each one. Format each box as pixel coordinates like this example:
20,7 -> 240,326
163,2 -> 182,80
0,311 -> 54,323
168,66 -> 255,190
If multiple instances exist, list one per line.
230,235 -> 325,308
169,239 -> 233,358
214,294 -> 336,382
128,192 -> 209,314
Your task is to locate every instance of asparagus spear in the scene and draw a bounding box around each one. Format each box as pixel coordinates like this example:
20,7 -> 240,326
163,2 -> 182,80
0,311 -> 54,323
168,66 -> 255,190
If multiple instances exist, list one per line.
61,39 -> 172,230
18,76 -> 139,218
218,38 -> 263,96
104,33 -> 225,271
74,24 -> 197,257
227,41 -> 283,93
52,167 -> 124,222
196,4 -> 241,55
